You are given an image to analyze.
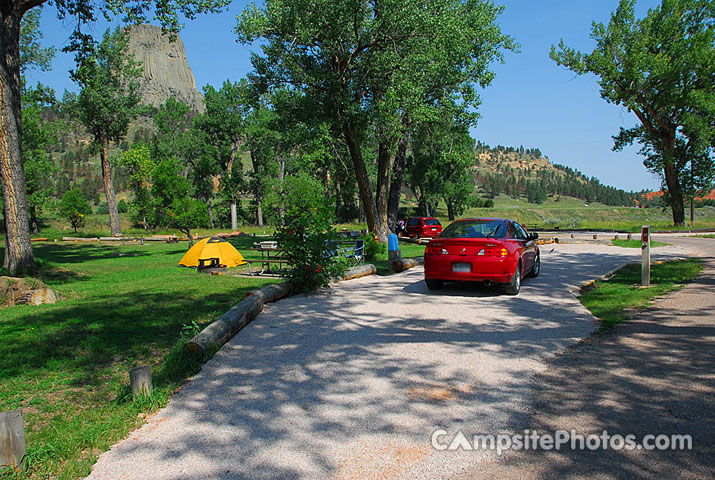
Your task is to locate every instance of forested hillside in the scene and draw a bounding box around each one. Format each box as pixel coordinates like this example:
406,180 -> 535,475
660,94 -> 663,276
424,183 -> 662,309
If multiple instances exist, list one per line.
473,143 -> 639,207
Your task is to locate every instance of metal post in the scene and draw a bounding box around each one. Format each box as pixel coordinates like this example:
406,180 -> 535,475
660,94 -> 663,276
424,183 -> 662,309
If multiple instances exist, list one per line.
641,226 -> 651,287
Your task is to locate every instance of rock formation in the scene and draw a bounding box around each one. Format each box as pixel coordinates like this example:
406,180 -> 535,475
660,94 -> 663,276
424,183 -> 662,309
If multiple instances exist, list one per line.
125,24 -> 205,113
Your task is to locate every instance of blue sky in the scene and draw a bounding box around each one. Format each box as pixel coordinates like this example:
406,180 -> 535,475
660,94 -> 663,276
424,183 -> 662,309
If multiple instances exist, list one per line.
33,0 -> 664,192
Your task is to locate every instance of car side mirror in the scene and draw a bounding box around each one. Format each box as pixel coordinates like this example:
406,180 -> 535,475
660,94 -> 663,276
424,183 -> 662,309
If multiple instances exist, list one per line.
527,232 -> 539,241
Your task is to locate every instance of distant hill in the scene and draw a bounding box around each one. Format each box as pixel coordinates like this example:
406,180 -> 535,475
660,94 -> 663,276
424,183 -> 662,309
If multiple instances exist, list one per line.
472,143 -> 638,206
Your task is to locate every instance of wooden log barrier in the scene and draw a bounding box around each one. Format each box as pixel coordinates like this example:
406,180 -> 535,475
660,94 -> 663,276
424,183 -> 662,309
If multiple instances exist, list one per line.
62,236 -> 99,242
0,409 -> 26,471
391,257 -> 424,273
242,283 -> 291,303
129,365 -> 153,396
184,295 -> 266,356
341,264 -> 377,281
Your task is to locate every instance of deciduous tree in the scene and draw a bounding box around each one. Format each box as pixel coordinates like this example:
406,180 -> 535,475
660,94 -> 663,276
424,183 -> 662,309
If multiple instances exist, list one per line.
72,27 -> 143,237
551,0 -> 715,225
1,0 -> 229,274
237,0 -> 515,241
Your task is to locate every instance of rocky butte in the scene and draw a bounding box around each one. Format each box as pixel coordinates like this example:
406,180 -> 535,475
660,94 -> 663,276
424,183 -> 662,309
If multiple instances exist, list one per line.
125,24 -> 205,113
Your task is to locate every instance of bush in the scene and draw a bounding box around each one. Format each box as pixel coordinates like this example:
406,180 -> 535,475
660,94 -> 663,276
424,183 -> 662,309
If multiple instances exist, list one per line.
117,199 -> 129,213
362,233 -> 386,261
274,174 -> 347,293
95,202 -> 109,215
58,188 -> 91,233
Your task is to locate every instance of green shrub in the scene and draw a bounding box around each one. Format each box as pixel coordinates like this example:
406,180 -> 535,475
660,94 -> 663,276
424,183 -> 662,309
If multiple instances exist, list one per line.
274,174 -> 347,293
362,233 -> 386,261
95,202 -> 109,215
117,199 -> 129,213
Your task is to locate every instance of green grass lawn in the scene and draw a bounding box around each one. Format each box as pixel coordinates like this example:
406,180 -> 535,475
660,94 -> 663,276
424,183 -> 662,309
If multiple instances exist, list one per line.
611,238 -> 669,248
371,241 -> 425,275
0,237 -> 280,479
579,258 -> 703,330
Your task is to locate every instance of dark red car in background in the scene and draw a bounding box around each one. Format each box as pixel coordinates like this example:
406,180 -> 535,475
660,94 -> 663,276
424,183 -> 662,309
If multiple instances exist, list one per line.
424,218 -> 540,295
405,217 -> 442,239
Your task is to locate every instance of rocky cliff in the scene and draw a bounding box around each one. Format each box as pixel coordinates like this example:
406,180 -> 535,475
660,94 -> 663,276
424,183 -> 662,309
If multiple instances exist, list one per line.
125,24 -> 205,112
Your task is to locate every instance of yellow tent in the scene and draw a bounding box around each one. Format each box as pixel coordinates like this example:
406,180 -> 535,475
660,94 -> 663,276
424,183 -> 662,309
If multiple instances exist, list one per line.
179,236 -> 246,268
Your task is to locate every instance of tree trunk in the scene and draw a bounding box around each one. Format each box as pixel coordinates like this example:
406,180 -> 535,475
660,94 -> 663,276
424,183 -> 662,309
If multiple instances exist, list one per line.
250,150 -> 263,227
0,12 -> 34,274
100,134 -> 122,236
142,212 -> 147,234
387,126 -> 410,232
374,141 -> 391,242
334,181 -> 342,220
3,215 -> 9,269
663,144 -> 685,226
447,203 -> 455,221
228,142 -> 239,230
690,196 -> 695,225
230,201 -> 238,230
30,205 -> 38,233
344,123 -> 378,236
277,154 -> 285,225
207,198 -> 215,229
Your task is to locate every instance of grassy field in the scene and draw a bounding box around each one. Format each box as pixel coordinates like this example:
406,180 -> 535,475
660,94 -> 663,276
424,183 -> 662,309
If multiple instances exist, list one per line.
0,232 -> 425,479
611,238 -> 670,248
399,195 -> 715,232
0,237 -> 289,479
579,258 -> 703,330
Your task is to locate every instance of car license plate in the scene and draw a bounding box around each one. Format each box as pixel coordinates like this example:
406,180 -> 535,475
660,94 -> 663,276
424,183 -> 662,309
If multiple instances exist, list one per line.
453,262 -> 471,273
431,227 -> 437,230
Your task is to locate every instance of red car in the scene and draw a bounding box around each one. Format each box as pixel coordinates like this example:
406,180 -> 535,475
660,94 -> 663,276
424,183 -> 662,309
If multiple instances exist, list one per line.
405,217 -> 443,238
423,218 -> 540,295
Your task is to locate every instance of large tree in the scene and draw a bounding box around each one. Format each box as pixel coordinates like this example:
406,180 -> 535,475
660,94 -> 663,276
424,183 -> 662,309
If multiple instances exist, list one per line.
237,0 -> 515,241
551,0 -> 715,226
1,0 -> 229,274
199,81 -> 248,230
72,27 -> 143,236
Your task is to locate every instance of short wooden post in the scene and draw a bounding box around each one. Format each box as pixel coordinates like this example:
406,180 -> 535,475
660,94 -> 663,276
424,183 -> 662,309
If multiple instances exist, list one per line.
627,233 -> 632,240
129,365 -> 153,396
642,226 -> 651,286
140,236 -> 144,246
593,234 -> 598,240
0,409 -> 26,471
614,234 -> 619,240
570,233 -> 574,238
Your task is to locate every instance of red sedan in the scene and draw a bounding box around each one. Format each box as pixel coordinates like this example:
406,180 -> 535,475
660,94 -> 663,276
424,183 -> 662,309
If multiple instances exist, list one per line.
423,218 -> 540,295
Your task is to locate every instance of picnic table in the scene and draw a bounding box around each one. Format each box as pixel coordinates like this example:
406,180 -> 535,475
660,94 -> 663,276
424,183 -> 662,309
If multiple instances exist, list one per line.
247,242 -> 289,275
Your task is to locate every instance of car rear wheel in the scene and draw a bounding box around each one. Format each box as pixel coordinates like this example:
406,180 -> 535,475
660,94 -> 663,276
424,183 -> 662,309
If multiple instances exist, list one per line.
503,264 -> 521,295
426,279 -> 443,290
528,252 -> 540,278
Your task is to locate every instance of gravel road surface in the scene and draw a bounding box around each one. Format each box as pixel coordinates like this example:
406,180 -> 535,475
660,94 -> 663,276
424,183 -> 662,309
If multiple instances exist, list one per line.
86,241 -> 690,480
457,235 -> 715,480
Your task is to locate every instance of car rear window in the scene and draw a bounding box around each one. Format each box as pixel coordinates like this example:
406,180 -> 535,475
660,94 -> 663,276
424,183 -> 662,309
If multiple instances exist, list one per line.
424,219 -> 441,226
440,220 -> 507,238
407,218 -> 420,226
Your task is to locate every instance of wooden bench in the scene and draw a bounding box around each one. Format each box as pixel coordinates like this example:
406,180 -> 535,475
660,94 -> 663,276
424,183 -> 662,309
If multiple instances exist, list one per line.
244,258 -> 290,275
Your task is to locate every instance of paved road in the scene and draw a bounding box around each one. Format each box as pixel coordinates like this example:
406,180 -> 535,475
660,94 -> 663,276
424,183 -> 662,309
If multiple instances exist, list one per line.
456,235 -> 715,480
87,242 -> 691,480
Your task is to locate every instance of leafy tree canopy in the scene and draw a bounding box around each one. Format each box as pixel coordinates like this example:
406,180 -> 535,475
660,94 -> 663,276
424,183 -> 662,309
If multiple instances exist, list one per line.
550,0 -> 715,225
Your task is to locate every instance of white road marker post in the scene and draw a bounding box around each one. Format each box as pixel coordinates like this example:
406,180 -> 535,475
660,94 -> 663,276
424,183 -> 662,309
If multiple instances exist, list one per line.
641,225 -> 651,287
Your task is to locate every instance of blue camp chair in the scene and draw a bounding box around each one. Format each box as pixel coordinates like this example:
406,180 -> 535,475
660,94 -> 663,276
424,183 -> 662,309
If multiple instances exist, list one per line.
342,239 -> 364,266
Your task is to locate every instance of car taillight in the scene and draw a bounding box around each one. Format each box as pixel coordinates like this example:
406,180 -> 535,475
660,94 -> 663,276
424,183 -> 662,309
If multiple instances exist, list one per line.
477,247 -> 508,257
426,246 -> 448,255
